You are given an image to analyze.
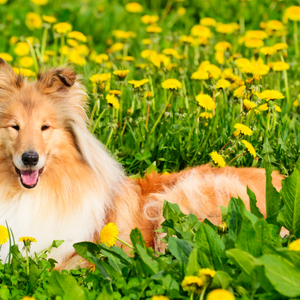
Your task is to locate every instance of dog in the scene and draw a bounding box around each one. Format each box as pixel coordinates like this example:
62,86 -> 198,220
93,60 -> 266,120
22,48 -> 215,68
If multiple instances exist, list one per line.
0,59 -> 283,270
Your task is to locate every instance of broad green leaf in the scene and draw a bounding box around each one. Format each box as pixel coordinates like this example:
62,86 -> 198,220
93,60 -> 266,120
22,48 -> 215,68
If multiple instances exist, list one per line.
235,211 -> 262,257
162,200 -> 186,223
98,245 -> 132,266
96,281 -> 113,300
130,228 -> 147,251
227,197 -> 244,242
277,160 -> 300,237
185,247 -> 200,276
226,249 -> 256,278
210,271 -> 232,289
257,255 -> 300,297
73,242 -> 99,263
195,223 -> 225,270
168,237 -> 192,265
247,186 -> 264,219
135,244 -> 159,275
47,270 -> 86,300
264,162 -> 281,225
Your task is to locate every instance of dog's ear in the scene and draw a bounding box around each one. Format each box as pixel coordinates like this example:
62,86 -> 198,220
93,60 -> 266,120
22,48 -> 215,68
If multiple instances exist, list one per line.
0,58 -> 23,91
36,67 -> 77,94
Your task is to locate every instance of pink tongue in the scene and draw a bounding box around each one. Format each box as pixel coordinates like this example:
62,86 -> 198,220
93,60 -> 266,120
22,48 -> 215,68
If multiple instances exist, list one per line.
20,170 -> 39,185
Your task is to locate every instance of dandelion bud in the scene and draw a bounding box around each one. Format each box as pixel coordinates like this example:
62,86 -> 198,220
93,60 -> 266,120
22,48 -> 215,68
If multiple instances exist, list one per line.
218,222 -> 228,234
233,130 -> 240,137
246,77 -> 253,85
253,75 -> 261,81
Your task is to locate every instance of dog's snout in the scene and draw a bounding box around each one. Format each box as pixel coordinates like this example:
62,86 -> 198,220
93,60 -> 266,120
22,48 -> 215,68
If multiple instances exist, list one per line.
22,151 -> 39,166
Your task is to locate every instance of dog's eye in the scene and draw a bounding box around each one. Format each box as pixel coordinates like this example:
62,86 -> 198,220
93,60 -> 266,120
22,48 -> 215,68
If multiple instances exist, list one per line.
41,125 -> 50,131
11,125 -> 20,131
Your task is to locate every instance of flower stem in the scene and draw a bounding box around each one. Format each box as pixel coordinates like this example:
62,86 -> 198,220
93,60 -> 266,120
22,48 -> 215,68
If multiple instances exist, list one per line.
59,34 -> 65,65
186,108 -> 201,144
91,107 -> 108,134
149,92 -> 173,135
294,21 -> 299,57
228,152 -> 244,165
40,27 -> 48,64
264,109 -> 271,143
27,39 -> 39,73
116,237 -> 133,249
280,53 -> 290,110
26,247 -> 29,276
146,104 -> 150,129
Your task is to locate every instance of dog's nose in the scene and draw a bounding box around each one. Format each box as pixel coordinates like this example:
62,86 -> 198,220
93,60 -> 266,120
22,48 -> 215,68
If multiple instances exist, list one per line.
22,152 -> 39,166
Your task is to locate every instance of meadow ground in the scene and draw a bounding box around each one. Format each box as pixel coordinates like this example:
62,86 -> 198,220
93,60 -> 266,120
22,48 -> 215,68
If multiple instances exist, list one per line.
1,0 -> 300,299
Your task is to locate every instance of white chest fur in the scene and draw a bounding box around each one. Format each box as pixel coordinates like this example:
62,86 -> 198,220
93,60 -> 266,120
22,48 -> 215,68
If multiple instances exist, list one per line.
0,189 -> 106,264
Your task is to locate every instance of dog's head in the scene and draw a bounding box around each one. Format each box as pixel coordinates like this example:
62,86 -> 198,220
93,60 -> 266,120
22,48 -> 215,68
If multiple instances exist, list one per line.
0,59 -> 87,189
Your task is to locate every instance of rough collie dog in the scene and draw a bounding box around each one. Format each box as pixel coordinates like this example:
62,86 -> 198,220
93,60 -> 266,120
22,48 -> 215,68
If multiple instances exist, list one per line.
0,59 -> 283,269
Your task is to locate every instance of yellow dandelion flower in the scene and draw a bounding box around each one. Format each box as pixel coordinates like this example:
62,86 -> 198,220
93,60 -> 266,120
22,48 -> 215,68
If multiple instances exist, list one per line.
0,53 -> 13,62
285,6 -> 300,21
150,54 -> 170,68
66,39 -> 78,47
272,61 -> 290,71
22,297 -> 36,300
198,268 -> 216,278
10,36 -> 18,45
235,58 -> 251,68
112,30 -> 136,40
244,39 -> 264,48
136,63 -> 148,69
125,2 -> 143,13
0,0 -> 7,3
258,103 -> 269,111
94,54 -> 109,64
146,25 -> 162,33
207,289 -> 235,300
242,140 -> 256,157
190,25 -> 212,38
69,50 -> 86,66
252,64 -> 270,76
275,105 -> 281,112
141,15 -> 159,24
142,39 -> 151,45
200,17 -> 217,27
19,237 -> 37,246
191,70 -> 209,80
67,31 -> 87,43
234,123 -> 253,136
177,7 -> 186,16
266,20 -> 285,31
42,15 -> 57,23
53,22 -> 72,34
12,68 -> 36,77
162,48 -> 178,57
245,30 -> 268,40
113,69 -> 130,79
243,99 -> 257,111
205,64 -> 222,79
100,222 -> 119,247
108,42 -> 124,53
210,151 -> 226,168
128,79 -> 149,88
109,90 -> 122,96
161,79 -> 182,90
196,94 -> 215,110
233,85 -> 246,98
273,43 -> 288,51
180,35 -> 193,44
30,0 -> 48,4
214,41 -> 232,52
90,73 -> 111,83
260,47 -> 276,56
25,12 -> 42,30
216,79 -> 231,89
289,239 -> 300,251
0,225 -> 9,245
216,23 -> 238,34
294,99 -> 299,107
19,56 -> 34,68
258,90 -> 284,101
181,276 -> 204,293
151,296 -> 169,300
200,112 -> 213,119
145,91 -> 152,98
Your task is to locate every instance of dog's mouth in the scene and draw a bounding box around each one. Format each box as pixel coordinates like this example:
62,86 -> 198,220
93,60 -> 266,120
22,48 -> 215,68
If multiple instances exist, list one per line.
15,167 -> 44,189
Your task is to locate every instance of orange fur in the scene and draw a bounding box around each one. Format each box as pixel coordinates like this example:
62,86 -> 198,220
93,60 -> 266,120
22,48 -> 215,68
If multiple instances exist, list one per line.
0,60 -> 284,270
